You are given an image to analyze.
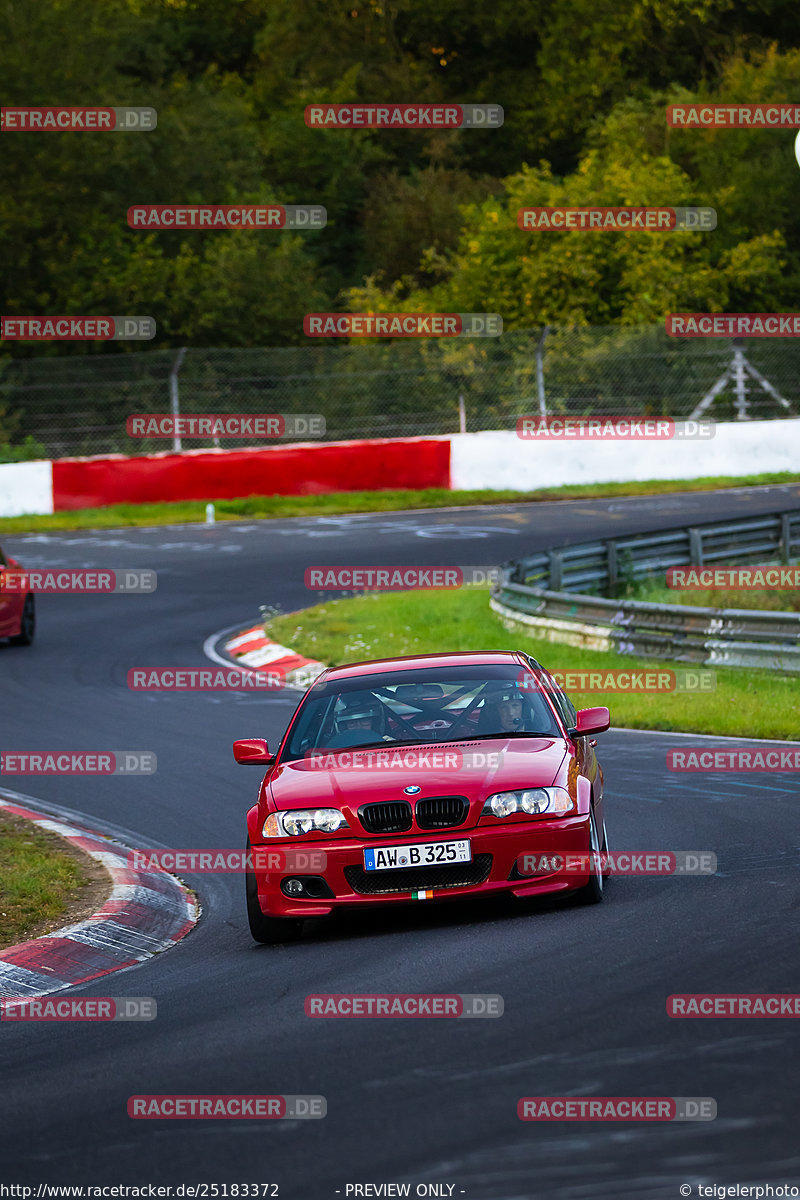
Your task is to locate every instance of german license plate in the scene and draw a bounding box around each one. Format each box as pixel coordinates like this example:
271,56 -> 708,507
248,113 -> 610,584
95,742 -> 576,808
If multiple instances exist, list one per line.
363,839 -> 471,872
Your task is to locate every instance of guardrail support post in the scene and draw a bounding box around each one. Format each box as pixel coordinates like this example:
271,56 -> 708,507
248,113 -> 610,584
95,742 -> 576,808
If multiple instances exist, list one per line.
548,550 -> 563,591
169,347 -> 187,453
607,541 -> 618,597
688,527 -> 704,565
536,326 -> 550,417
781,513 -> 792,564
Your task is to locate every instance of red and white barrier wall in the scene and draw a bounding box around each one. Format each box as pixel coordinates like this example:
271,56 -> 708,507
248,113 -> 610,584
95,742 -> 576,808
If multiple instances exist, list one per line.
2,420 -> 799,517
0,460 -> 54,518
449,419 -> 800,490
0,436 -> 450,516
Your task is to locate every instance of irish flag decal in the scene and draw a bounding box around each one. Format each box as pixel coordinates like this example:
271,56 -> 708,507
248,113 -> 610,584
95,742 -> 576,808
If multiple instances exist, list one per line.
412,889 -> 433,900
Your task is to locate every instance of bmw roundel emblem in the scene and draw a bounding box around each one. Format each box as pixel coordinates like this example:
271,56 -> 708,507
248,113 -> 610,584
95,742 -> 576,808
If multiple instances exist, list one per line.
403,785 -> 421,795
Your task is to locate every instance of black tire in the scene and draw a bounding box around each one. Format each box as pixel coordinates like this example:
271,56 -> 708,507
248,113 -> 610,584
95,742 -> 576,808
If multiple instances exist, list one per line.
575,808 -> 605,905
10,595 -> 35,646
600,816 -> 611,877
245,842 -> 303,944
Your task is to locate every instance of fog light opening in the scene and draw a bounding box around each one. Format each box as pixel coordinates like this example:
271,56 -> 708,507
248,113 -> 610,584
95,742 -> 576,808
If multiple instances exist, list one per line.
280,875 -> 335,900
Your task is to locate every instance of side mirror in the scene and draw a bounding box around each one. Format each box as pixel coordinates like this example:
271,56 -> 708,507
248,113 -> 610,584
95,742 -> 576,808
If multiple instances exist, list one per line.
569,706 -> 610,738
233,738 -> 275,765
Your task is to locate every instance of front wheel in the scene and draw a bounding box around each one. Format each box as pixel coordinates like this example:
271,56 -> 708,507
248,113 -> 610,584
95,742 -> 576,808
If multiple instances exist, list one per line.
575,809 -> 605,905
600,817 -> 611,876
245,841 -> 304,944
10,594 -> 35,646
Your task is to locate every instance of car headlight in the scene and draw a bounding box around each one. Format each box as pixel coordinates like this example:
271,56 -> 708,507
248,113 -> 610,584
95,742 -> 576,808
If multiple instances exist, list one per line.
262,808 -> 350,838
481,787 -> 574,818
486,791 -> 521,818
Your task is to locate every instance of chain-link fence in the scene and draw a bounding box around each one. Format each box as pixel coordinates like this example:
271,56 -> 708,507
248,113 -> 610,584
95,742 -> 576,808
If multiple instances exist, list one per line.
2,325 -> 799,459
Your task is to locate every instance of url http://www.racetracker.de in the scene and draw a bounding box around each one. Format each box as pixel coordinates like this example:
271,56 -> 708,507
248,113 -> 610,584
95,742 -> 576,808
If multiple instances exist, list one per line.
0,1188 -> 280,1198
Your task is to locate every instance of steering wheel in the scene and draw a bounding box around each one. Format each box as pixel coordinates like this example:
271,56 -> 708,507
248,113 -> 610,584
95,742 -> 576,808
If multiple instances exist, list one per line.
320,728 -> 389,750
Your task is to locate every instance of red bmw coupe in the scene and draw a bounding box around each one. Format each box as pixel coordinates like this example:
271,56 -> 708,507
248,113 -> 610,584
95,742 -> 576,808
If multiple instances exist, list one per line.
235,651 -> 610,943
0,545 -> 35,646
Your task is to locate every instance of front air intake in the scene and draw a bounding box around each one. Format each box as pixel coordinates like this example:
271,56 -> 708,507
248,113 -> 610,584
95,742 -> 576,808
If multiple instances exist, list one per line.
358,801 -> 413,834
415,795 -> 470,829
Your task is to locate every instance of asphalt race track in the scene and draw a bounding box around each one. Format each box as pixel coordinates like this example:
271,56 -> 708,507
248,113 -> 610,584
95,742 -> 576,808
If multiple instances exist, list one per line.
1,486 -> 799,1199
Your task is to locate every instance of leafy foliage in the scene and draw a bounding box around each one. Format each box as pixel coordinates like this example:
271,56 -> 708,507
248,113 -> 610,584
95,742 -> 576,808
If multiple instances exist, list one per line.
2,0 -> 800,354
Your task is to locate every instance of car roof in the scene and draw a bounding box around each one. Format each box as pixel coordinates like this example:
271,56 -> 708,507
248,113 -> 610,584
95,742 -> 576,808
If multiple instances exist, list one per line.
320,650 -> 530,681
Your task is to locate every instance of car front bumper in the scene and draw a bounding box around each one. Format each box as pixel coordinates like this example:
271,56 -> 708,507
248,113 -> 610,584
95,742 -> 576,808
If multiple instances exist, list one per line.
251,814 -> 595,918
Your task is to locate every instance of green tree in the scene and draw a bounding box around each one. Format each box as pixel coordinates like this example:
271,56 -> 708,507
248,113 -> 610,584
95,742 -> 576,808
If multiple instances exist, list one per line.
348,94 -> 787,325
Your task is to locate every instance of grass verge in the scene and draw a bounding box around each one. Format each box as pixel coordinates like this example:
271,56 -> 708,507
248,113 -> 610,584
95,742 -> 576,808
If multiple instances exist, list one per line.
0,809 -> 99,950
265,588 -> 800,740
0,470 -> 798,534
627,575 -> 800,613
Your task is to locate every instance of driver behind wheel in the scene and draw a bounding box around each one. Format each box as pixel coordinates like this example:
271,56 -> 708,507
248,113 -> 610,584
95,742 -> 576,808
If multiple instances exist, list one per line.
477,685 -> 530,734
334,693 -> 387,737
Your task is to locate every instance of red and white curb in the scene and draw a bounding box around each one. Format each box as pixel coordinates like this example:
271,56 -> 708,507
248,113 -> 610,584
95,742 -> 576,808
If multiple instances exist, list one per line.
224,625 -> 325,690
0,795 -> 198,1001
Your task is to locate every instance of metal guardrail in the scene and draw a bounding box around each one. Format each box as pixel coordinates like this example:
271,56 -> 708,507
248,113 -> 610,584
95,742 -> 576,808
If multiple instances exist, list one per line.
504,511 -> 800,596
492,509 -> 800,672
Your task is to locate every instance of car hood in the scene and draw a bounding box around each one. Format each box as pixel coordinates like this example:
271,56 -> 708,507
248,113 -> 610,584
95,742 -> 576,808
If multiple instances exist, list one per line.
267,738 -> 568,814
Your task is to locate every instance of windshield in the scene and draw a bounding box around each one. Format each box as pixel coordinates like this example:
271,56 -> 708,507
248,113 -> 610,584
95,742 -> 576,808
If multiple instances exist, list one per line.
281,664 -> 562,761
